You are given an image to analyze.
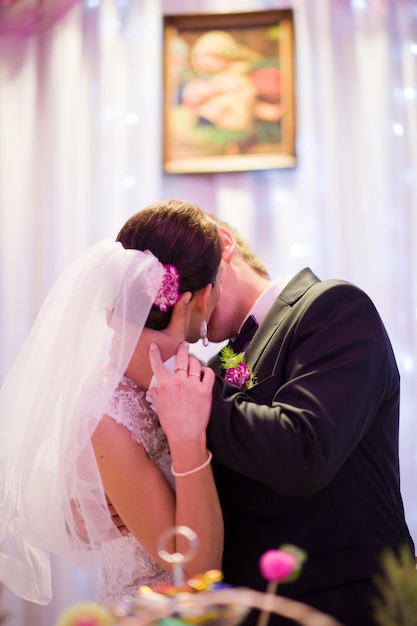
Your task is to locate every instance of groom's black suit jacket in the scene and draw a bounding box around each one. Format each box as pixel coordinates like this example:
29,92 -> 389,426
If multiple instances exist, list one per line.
207,268 -> 414,606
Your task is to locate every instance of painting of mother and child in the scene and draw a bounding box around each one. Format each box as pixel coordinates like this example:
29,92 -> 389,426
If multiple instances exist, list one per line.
163,10 -> 296,174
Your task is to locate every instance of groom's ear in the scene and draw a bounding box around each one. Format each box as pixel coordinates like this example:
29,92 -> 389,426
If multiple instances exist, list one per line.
217,227 -> 235,262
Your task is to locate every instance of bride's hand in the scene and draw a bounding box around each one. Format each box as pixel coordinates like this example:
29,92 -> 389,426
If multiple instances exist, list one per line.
147,341 -> 215,447
155,291 -> 192,355
121,292 -> 192,387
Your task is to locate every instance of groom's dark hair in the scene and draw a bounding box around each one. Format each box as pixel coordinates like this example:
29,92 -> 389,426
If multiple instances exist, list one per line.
116,199 -> 222,330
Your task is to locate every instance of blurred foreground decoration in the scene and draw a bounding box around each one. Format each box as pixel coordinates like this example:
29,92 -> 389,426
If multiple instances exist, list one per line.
371,545 -> 417,626
0,0 -> 78,35
55,582 -> 343,626
54,535 -> 417,626
53,545 -> 417,626
55,528 -> 341,626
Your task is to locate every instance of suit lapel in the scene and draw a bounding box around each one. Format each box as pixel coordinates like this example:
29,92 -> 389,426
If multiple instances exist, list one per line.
245,268 -> 321,370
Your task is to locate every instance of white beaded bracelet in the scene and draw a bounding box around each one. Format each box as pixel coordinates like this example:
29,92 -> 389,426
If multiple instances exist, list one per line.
171,451 -> 213,477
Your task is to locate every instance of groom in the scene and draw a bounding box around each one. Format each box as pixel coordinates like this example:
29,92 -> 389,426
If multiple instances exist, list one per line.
123,214 -> 414,626
193,217 -> 414,626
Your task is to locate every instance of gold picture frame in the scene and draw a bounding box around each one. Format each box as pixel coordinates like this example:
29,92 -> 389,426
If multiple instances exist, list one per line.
163,10 -> 296,174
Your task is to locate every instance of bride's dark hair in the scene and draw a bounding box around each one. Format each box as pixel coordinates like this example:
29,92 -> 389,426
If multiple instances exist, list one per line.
116,199 -> 222,330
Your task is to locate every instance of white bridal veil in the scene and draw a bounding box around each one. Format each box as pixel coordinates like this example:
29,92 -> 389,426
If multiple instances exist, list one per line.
0,240 -> 164,604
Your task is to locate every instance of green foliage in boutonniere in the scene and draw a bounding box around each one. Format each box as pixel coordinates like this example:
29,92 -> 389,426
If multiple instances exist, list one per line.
220,345 -> 257,391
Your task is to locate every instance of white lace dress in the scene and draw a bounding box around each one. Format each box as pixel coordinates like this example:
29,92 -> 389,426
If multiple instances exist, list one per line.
96,375 -> 175,606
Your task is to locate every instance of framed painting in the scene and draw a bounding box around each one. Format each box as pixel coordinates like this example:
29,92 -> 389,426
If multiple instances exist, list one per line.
162,10 -> 296,174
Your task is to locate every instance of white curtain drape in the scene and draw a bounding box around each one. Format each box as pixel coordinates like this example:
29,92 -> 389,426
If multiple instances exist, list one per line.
0,0 -> 416,624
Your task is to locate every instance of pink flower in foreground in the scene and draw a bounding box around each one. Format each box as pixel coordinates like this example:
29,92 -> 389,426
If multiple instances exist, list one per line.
259,549 -> 297,582
55,601 -> 113,626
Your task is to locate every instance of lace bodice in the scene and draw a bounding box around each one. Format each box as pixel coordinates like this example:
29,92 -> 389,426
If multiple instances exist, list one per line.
96,375 -> 174,605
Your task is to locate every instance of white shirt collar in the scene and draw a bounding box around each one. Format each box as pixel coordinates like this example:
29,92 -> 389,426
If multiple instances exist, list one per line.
237,276 -> 288,333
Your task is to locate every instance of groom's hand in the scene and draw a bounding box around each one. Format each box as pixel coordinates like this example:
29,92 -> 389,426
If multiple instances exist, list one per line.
107,499 -> 129,536
125,292 -> 192,387
70,497 -> 130,539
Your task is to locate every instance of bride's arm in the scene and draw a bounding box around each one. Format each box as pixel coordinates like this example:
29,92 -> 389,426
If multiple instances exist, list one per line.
91,342 -> 223,578
121,292 -> 192,389
147,341 -> 223,574
92,417 -> 185,572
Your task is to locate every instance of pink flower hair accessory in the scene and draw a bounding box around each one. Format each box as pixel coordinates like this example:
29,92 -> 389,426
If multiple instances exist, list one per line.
154,264 -> 181,312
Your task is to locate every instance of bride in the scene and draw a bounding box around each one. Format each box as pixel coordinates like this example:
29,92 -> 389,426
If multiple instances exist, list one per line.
0,199 -> 224,607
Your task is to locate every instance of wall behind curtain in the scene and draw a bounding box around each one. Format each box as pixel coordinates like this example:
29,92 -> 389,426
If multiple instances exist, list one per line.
0,0 -> 416,624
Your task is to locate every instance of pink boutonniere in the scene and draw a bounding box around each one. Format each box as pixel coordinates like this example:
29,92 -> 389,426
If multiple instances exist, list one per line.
220,346 -> 257,391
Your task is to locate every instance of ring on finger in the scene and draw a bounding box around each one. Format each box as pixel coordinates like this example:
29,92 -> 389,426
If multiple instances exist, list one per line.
175,366 -> 188,374
189,372 -> 201,379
